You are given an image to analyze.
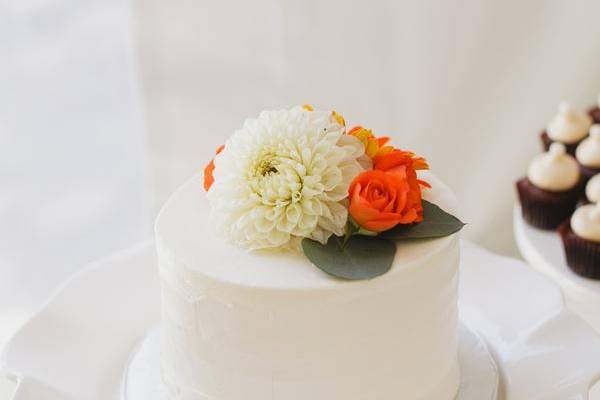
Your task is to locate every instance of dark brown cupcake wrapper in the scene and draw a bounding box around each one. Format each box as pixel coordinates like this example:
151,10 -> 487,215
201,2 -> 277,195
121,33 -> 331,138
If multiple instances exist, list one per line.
540,131 -> 584,156
578,165 -> 600,203
578,164 -> 600,182
559,221 -> 600,280
516,178 -> 581,230
589,106 -> 600,124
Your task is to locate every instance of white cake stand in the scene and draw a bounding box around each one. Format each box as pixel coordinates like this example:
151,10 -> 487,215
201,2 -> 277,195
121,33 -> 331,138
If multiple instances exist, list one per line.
122,323 -> 498,400
513,205 -> 600,332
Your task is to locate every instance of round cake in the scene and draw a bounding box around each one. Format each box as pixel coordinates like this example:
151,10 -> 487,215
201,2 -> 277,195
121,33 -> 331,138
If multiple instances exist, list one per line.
155,170 -> 461,400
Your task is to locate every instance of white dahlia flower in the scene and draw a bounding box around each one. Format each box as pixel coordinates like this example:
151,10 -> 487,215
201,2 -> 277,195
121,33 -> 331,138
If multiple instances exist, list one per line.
207,107 -> 368,251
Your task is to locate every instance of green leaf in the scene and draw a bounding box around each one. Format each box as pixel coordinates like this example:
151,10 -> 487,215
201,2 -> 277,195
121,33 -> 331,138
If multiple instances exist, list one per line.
302,235 -> 396,280
382,200 -> 465,240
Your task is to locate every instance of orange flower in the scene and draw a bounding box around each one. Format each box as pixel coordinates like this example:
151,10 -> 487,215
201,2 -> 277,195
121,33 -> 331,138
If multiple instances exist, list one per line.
349,148 -> 430,232
347,126 -> 393,158
203,144 -> 225,191
373,149 -> 431,189
349,169 -> 424,232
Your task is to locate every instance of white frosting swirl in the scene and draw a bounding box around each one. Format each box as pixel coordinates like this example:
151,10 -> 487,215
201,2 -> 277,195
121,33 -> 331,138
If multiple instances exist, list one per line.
586,173 -> 600,203
576,125 -> 600,168
527,143 -> 580,191
547,101 -> 592,143
571,203 -> 600,243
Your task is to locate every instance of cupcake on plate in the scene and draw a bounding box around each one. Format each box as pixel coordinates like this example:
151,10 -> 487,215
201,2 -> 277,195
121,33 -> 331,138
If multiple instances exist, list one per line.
589,94 -> 600,124
517,143 -> 582,230
559,202 -> 600,279
541,101 -> 592,155
575,125 -> 600,183
585,173 -> 600,204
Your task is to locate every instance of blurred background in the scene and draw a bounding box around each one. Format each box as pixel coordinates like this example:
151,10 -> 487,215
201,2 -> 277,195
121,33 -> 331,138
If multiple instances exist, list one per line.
2,0 -> 600,349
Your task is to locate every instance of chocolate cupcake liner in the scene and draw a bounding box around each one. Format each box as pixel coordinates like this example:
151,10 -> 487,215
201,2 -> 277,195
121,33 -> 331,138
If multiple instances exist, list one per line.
577,164 -> 600,203
540,131 -> 582,155
579,164 -> 600,183
559,221 -> 600,280
516,178 -> 580,230
589,106 -> 600,124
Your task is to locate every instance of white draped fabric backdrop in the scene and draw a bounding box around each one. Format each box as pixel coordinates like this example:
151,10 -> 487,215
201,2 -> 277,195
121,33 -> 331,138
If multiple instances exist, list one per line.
2,0 -> 600,369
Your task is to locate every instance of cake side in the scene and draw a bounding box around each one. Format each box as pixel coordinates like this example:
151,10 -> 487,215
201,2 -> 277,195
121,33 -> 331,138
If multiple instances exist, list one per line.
156,172 -> 461,400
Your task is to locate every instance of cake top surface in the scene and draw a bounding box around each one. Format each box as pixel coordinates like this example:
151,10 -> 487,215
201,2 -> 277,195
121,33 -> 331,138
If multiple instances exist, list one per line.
155,170 -> 457,290
527,142 -> 580,191
157,106 -> 464,285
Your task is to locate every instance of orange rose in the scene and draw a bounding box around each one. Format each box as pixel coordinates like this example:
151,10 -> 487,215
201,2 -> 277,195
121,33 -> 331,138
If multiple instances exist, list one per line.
373,149 -> 431,189
203,144 -> 225,191
349,169 -> 423,232
347,126 -> 393,158
349,148 -> 431,232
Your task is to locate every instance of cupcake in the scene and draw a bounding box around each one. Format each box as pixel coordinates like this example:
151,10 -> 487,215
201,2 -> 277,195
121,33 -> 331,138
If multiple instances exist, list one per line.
589,94 -> 600,124
585,173 -> 600,204
559,203 -> 600,279
516,143 -> 582,229
575,125 -> 600,183
541,101 -> 592,155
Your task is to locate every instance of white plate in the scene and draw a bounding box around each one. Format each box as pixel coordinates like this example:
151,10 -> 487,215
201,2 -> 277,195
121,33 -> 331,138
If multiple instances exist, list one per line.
2,240 -> 600,400
514,205 -> 600,332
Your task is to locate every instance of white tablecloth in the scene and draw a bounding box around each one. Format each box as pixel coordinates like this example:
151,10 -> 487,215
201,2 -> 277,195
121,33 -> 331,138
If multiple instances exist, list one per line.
0,0 -> 150,347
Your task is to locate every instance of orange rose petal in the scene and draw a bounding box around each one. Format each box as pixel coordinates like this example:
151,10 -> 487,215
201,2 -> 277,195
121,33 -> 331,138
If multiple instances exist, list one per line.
349,167 -> 425,231
418,179 -> 431,188
361,218 -> 403,232
397,209 -> 418,224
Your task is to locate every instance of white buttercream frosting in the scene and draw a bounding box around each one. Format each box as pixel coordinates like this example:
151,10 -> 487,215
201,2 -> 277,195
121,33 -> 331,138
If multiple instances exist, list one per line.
527,143 -> 580,191
576,125 -> 600,168
571,203 -> 600,243
586,174 -> 600,203
547,101 -> 592,143
155,172 -> 461,400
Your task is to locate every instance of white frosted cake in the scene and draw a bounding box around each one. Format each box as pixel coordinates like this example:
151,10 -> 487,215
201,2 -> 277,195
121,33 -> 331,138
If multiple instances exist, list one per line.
155,106 -> 464,399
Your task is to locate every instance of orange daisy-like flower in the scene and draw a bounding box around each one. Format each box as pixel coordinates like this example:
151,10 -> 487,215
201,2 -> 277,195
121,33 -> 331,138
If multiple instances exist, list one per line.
347,126 -> 393,159
203,144 -> 225,191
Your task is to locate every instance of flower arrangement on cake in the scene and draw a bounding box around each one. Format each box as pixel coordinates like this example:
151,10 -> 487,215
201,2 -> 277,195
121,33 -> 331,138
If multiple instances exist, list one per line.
203,105 -> 464,280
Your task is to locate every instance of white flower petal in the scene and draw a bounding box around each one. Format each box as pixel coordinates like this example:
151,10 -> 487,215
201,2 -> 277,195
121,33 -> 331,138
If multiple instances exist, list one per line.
207,107 -> 366,251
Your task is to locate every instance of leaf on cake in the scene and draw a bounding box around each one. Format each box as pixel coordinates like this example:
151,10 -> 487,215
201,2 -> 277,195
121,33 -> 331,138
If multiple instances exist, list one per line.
382,200 -> 465,240
302,235 -> 396,280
